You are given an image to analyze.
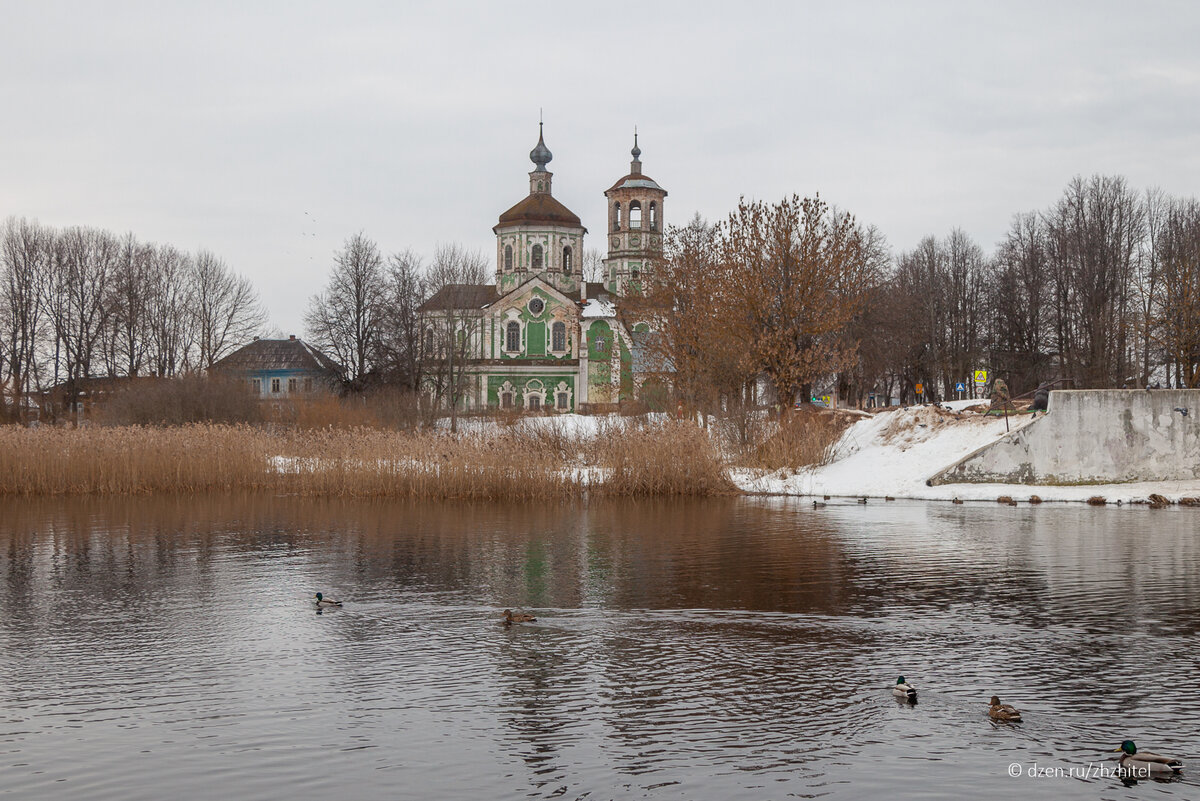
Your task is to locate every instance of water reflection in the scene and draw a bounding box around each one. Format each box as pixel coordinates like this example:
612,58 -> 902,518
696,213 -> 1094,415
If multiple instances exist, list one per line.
0,495 -> 1197,800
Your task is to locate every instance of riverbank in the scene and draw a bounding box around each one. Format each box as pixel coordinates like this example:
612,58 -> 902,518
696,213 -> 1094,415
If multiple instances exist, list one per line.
732,403 -> 1200,504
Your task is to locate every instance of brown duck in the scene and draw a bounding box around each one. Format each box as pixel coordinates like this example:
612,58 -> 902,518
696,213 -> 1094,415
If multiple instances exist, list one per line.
988,695 -> 1022,722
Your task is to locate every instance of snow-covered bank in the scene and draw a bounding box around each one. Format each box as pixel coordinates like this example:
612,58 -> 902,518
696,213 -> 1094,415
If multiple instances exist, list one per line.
733,405 -> 1200,504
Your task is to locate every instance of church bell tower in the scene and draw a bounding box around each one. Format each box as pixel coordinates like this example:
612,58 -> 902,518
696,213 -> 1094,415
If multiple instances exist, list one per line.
603,132 -> 667,294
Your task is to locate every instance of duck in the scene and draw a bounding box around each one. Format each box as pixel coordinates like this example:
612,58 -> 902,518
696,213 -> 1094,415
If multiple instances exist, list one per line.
813,501 -> 826,508
314,592 -> 342,607
988,695 -> 1022,722
858,496 -> 868,504
892,676 -> 917,701
1113,740 -> 1183,774
502,609 -> 536,624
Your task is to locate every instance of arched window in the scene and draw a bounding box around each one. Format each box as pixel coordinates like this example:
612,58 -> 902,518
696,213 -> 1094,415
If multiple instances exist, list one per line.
562,246 -> 572,272
506,321 -> 520,352
613,202 -> 622,231
532,244 -> 543,270
552,321 -> 566,352
423,327 -> 433,356
629,200 -> 642,229
649,201 -> 658,231
556,392 -> 569,410
504,245 -> 513,272
501,392 -> 514,409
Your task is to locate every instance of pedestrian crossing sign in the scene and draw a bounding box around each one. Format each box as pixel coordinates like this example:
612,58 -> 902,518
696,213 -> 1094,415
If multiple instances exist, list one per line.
955,382 -> 965,392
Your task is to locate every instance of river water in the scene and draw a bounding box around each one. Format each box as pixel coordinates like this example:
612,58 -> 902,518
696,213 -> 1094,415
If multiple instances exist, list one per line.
0,495 -> 1196,800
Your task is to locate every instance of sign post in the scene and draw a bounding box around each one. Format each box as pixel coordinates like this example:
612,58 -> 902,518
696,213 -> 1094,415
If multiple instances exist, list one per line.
973,369 -> 988,398
955,381 -> 965,400
915,382 -> 924,404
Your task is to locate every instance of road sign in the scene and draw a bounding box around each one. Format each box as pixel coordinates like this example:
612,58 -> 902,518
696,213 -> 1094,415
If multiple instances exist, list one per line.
915,383 -> 924,395
974,369 -> 988,384
955,381 -> 965,392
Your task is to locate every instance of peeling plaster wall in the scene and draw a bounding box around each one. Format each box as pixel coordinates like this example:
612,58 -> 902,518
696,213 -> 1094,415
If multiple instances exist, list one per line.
930,390 -> 1200,485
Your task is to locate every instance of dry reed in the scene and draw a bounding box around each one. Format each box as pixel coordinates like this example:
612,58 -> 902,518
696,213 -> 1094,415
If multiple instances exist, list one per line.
0,418 -> 734,498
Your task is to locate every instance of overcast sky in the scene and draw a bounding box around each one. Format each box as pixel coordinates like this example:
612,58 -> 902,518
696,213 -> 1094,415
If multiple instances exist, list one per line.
4,1 -> 1200,335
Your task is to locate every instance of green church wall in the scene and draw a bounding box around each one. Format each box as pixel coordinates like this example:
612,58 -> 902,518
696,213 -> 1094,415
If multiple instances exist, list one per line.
527,321 -> 545,356
620,336 -> 633,401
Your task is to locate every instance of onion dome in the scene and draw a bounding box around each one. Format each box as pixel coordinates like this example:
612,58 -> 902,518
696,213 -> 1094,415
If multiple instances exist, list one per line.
529,123 -> 552,172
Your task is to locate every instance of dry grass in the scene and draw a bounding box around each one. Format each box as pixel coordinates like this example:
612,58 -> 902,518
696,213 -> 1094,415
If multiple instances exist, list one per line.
0,418 -> 734,498
748,409 -> 852,470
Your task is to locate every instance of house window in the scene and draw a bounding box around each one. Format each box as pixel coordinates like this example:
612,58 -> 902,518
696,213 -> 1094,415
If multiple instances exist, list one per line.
556,392 -> 569,410
501,392 -> 514,409
506,321 -> 520,352
304,378 -> 313,392
649,201 -> 658,231
562,246 -> 572,272
629,200 -> 642,229
528,395 -> 541,411
504,245 -> 513,272
552,321 -> 566,352
532,244 -> 543,270
249,378 -> 260,394
613,202 -> 621,231
271,378 -> 281,393
288,377 -> 298,393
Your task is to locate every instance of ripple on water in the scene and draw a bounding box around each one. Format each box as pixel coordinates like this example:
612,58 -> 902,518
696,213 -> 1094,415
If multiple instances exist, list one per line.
0,496 -> 1196,800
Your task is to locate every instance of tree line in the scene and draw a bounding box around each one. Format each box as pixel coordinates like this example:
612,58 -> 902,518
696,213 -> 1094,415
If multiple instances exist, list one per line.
1,217 -> 265,421
632,174 -> 1200,416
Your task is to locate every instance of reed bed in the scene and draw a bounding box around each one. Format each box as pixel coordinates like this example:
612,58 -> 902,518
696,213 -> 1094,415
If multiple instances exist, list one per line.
0,420 -> 735,498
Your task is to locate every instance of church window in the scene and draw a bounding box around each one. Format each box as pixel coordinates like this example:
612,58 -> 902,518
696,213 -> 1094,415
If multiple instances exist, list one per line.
649,201 -> 658,231
501,392 -> 514,409
552,321 -> 566,352
504,245 -> 513,272
556,392 -> 569,410
423,327 -> 434,356
505,321 -> 520,352
528,395 -> 541,411
613,202 -> 622,231
532,244 -> 543,269
527,297 -> 545,316
562,246 -> 572,272
629,201 -> 642,229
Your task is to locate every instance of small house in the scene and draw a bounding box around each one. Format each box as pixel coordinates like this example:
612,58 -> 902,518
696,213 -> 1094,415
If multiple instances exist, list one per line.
208,336 -> 344,399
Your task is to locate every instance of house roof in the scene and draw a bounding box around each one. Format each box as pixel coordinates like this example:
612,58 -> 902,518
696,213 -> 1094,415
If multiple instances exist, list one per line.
419,283 -> 496,311
494,193 -> 586,231
209,338 -> 344,375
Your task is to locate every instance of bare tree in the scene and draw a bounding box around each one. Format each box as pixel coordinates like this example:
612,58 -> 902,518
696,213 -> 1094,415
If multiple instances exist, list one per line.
1,217 -> 51,422
722,195 -> 873,406
305,233 -> 384,384
146,245 -> 195,377
1044,175 -> 1145,387
377,248 -> 426,390
44,226 -> 119,419
582,247 -> 606,284
191,249 -> 266,369
1153,197 -> 1200,386
422,243 -> 488,432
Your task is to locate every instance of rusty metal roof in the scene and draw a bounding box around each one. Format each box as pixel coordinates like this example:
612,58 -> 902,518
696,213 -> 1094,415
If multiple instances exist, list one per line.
494,193 -> 586,230
418,283 -> 496,311
209,338 -> 344,375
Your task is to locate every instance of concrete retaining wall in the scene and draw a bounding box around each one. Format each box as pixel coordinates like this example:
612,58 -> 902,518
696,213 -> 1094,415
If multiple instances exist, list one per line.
930,389 -> 1200,485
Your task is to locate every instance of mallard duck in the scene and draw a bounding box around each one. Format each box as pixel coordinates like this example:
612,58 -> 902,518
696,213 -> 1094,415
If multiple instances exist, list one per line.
502,609 -> 536,624
314,592 -> 342,607
892,676 -> 917,701
988,695 -> 1022,722
1113,740 -> 1183,774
